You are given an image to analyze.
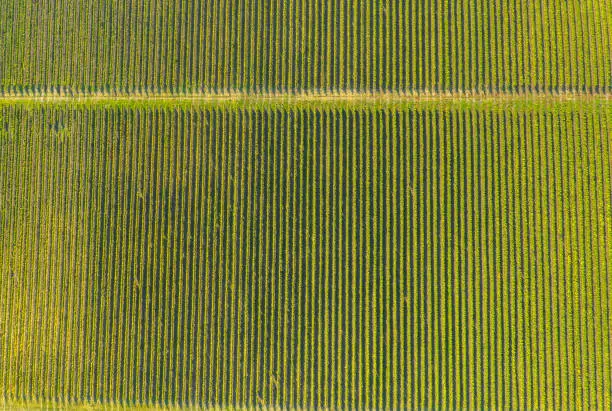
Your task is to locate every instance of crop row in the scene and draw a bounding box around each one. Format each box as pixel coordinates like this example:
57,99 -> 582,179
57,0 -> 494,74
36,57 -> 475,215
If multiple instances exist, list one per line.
1,104 -> 611,408
0,0 -> 611,94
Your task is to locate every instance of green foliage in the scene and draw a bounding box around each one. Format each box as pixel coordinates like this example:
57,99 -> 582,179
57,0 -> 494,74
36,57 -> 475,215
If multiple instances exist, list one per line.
0,0 -> 611,95
1,105 -> 611,409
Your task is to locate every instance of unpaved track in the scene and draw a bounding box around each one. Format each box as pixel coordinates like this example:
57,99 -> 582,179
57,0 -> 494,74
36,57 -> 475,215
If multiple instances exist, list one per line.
0,91 -> 611,104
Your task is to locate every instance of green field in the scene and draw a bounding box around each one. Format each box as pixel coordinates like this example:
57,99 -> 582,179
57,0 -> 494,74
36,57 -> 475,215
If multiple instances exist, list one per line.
1,0 -> 611,94
1,0 -> 612,409
1,102 -> 611,408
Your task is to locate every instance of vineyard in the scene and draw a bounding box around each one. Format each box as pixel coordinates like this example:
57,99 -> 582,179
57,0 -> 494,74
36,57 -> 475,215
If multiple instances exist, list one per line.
1,1 -> 612,410
1,101 -> 611,408
1,0 -> 611,94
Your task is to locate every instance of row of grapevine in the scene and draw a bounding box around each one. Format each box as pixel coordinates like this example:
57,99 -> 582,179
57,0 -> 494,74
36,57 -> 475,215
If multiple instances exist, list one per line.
1,103 -> 611,408
0,0 -> 611,95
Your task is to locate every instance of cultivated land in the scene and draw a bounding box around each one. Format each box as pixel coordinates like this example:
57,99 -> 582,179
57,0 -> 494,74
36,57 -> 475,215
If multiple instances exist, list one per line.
1,1 -> 612,410
1,0 -> 611,94
1,101 -> 611,409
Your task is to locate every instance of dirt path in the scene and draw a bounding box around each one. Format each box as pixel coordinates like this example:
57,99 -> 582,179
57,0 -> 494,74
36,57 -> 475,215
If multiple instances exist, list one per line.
0,91 -> 610,104
1,91 -> 610,113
